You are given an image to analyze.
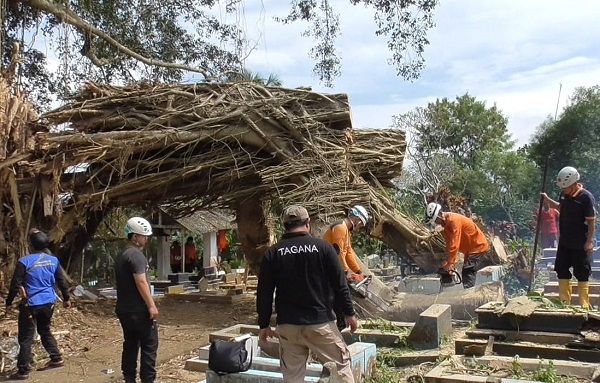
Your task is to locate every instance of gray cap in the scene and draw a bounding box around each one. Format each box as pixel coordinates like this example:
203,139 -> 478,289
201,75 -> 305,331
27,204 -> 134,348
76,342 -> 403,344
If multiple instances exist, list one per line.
283,205 -> 310,223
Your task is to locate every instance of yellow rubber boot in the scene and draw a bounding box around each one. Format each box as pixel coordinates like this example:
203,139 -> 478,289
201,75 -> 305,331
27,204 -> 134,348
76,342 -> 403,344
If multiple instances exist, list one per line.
558,279 -> 572,305
578,282 -> 591,309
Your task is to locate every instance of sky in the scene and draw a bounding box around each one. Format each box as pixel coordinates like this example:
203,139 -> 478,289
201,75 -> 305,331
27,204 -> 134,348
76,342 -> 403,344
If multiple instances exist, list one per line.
195,0 -> 600,146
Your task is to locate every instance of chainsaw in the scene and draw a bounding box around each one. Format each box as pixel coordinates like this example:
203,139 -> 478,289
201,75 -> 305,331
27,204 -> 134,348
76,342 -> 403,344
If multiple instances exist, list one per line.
347,273 -> 372,299
437,268 -> 462,289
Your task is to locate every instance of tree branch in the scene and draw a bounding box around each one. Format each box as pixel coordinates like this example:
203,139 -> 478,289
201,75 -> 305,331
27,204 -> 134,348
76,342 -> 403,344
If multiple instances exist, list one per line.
22,0 -> 211,78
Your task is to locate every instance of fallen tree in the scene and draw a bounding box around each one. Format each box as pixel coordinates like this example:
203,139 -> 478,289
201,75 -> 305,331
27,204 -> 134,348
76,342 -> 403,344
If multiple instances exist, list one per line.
1,80 -> 454,279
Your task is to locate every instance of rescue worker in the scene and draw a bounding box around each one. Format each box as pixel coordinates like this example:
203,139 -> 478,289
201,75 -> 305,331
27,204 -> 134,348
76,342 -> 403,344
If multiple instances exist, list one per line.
257,205 -> 357,383
541,166 -> 596,309
323,205 -> 370,280
425,202 -> 491,288
5,228 -> 71,380
323,205 -> 369,330
115,217 -> 158,383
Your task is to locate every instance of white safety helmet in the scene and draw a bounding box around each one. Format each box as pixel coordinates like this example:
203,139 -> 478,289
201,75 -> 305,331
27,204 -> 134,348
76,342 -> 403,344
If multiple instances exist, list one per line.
556,166 -> 580,189
125,217 -> 153,236
349,205 -> 369,225
425,202 -> 443,226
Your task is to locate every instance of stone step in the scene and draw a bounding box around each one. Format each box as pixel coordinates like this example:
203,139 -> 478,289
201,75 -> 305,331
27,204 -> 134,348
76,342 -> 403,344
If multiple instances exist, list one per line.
544,281 -> 600,295
542,292 -> 600,305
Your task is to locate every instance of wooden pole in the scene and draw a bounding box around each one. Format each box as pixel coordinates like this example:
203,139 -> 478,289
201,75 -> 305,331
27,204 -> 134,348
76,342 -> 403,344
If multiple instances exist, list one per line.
527,157 -> 550,294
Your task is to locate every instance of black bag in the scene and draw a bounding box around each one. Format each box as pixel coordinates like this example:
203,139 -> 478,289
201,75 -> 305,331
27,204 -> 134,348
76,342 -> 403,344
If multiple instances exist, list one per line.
208,337 -> 252,374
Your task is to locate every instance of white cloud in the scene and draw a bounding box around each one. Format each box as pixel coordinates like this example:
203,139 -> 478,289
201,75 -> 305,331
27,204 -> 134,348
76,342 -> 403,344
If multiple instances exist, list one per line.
237,0 -> 600,146
23,0 -> 600,148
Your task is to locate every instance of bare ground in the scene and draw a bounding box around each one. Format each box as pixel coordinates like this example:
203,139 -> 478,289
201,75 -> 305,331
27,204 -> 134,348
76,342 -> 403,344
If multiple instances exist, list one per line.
0,297 -> 258,383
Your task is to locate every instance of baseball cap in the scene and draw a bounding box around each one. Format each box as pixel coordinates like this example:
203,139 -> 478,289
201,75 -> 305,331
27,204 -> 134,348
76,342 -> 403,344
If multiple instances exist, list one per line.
283,205 -> 310,223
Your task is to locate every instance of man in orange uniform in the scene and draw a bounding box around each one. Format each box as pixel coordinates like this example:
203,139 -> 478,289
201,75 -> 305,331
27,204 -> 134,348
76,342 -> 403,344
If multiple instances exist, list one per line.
323,205 -> 370,280
323,205 -> 369,330
425,202 -> 490,288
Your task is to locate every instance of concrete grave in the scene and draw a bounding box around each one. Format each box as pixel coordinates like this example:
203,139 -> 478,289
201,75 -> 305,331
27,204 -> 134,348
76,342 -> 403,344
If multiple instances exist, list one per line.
425,355 -> 600,383
187,356 -> 323,375
168,272 -> 194,283
166,284 -> 185,294
223,273 -> 237,283
209,324 -> 280,358
205,368 -> 321,383
200,341 -> 377,383
476,302 -> 587,334
455,337 -> 600,363
209,324 -> 260,341
407,304 -> 452,350
347,342 -> 376,382
474,266 -> 504,285
198,277 -> 209,292
342,329 -> 411,348
397,276 -> 441,294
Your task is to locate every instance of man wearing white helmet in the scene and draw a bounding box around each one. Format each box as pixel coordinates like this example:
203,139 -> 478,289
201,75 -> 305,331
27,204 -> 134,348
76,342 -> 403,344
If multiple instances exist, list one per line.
542,166 -> 596,309
115,217 -> 158,383
323,204 -> 369,330
425,202 -> 490,288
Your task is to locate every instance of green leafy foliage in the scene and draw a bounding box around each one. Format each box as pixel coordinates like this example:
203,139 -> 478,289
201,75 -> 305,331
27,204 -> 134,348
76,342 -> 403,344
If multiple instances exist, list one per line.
529,86 -> 600,208
277,0 -> 438,85
510,355 -> 524,378
532,360 -> 558,382
363,359 -> 398,383
5,0 -> 438,106
393,93 -> 539,230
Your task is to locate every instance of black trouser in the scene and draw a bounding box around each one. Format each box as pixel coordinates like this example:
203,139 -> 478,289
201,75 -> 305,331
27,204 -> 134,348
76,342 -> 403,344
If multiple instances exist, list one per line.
554,244 -> 591,281
117,312 -> 159,383
333,279 -> 351,330
462,252 -> 494,289
17,303 -> 62,373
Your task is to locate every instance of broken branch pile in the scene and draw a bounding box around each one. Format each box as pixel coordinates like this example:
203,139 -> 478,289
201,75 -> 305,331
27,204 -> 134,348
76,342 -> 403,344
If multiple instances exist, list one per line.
2,81 -> 448,273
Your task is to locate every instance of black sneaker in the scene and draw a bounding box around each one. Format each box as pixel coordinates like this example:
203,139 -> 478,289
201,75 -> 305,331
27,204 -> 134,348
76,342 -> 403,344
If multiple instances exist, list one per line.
9,370 -> 30,380
47,358 -> 64,368
37,358 -> 64,371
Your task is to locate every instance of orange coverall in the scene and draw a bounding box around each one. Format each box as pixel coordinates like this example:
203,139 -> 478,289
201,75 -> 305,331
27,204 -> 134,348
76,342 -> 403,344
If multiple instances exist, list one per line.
442,212 -> 489,270
323,220 -> 361,274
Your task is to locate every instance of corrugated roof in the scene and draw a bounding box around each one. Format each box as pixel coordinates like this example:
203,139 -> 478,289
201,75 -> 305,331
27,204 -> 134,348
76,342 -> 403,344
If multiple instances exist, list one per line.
170,209 -> 236,234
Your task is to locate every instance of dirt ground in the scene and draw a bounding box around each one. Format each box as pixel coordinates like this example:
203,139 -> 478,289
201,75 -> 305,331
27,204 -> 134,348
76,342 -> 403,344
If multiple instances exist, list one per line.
0,297 -> 258,383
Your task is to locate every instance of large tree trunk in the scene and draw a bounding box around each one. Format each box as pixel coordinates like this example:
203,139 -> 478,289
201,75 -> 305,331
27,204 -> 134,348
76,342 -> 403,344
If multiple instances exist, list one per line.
56,208 -> 111,274
235,193 -> 275,275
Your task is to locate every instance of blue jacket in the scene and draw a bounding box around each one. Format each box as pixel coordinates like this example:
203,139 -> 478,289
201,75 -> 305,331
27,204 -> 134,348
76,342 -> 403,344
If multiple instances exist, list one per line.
6,252 -> 70,307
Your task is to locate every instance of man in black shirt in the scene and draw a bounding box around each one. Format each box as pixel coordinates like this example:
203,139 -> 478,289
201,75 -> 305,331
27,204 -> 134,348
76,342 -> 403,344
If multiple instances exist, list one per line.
542,166 -> 596,309
257,205 -> 358,383
115,217 -> 158,383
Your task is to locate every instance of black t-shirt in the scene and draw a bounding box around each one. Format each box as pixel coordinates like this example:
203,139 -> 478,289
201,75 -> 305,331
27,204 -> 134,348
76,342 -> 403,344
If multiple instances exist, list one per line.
558,188 -> 596,249
115,247 -> 149,314
256,232 -> 355,328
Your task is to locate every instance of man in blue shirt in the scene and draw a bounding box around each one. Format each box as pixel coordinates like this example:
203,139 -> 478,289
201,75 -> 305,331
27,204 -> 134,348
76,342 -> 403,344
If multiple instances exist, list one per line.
542,166 -> 596,309
5,228 -> 71,380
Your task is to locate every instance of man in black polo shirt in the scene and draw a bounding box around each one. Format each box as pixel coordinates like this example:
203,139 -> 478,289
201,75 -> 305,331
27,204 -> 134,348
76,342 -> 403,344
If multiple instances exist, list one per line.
257,205 -> 358,383
542,166 -> 596,309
